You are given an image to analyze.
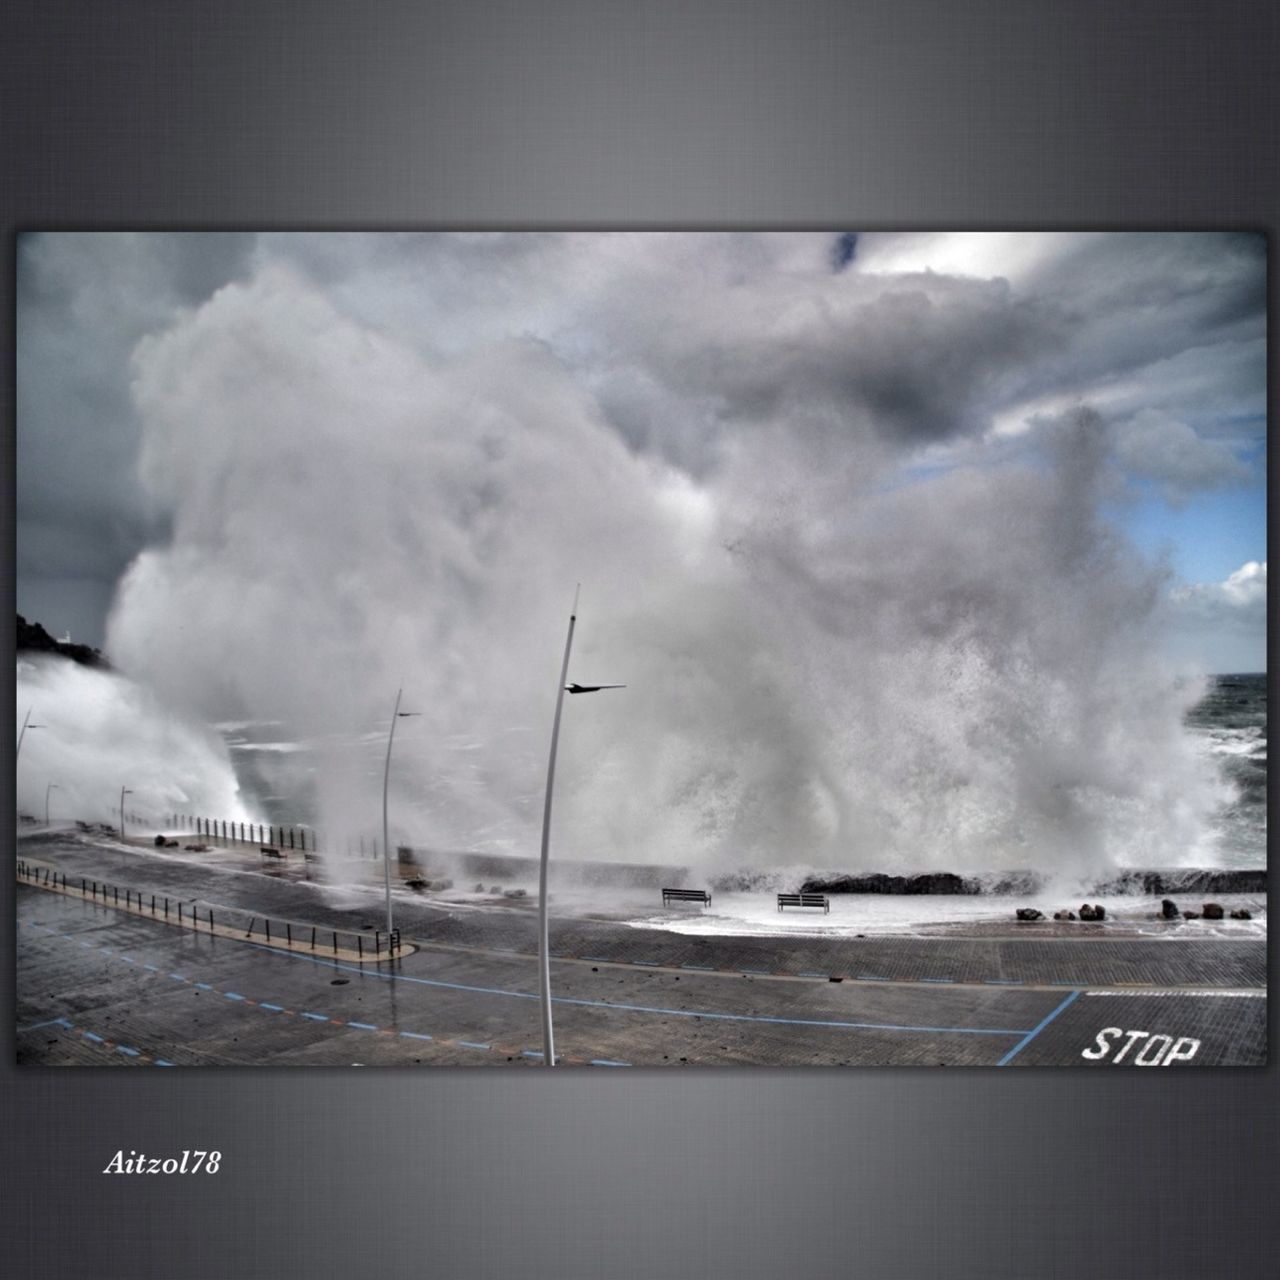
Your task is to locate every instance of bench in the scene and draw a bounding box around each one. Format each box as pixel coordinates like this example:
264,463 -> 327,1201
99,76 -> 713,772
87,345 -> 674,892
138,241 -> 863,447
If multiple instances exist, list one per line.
662,887 -> 711,907
261,847 -> 284,859
777,893 -> 829,913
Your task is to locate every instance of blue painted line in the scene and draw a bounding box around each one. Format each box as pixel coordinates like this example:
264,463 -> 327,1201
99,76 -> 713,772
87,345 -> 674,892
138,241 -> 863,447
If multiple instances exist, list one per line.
18,1017 -> 73,1033
741,969 -> 770,975
1050,980 -> 1080,986
83,1032 -> 104,1043
194,982 -> 213,990
117,1045 -> 140,1057
143,964 -> 160,972
799,972 -> 828,978
224,992 -> 246,1001
984,979 -> 1023,985
239,940 -> 1035,1037
998,990 -> 1082,1066
458,1040 -> 490,1050
681,964 -> 716,971
258,1002 -> 284,1012
169,973 -> 186,981
155,1060 -> 175,1067
521,1049 -> 544,1059
80,941 -> 93,947
120,955 -> 137,964
919,977 -> 955,984
590,1058 -> 632,1067
399,1031 -> 432,1041
301,1012 -> 330,1022
631,960 -> 663,967
582,957 -> 612,964
98,948 -> 113,955
858,974 -> 890,982
347,1021 -> 379,1031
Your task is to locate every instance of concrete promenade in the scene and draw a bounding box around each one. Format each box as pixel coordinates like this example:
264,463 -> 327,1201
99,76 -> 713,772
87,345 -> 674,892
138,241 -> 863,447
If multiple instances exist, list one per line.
15,834 -> 1267,1068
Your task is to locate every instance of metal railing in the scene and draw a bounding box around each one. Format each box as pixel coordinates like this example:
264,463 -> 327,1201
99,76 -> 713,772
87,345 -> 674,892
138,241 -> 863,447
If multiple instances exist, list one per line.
16,859 -> 404,958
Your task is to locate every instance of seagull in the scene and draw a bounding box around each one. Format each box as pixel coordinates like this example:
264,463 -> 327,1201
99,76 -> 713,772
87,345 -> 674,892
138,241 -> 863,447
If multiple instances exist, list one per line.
565,683 -> 626,694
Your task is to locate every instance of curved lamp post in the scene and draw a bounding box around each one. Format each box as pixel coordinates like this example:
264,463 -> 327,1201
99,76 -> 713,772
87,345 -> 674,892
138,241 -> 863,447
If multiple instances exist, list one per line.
537,586 -> 624,1066
119,787 -> 133,841
17,709 -> 44,761
382,689 -> 421,939
45,782 -> 59,827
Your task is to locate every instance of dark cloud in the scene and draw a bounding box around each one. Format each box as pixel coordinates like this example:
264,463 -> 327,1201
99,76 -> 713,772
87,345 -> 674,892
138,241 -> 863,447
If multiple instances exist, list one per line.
16,233 -> 254,644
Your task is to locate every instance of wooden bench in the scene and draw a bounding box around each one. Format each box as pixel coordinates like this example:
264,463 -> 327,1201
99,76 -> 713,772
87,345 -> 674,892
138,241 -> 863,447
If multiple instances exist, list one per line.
662,887 -> 711,907
260,847 -> 284,859
777,892 -> 829,913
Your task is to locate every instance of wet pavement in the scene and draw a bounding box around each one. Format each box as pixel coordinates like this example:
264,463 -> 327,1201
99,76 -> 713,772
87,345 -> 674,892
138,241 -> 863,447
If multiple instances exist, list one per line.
15,833 -> 1267,1067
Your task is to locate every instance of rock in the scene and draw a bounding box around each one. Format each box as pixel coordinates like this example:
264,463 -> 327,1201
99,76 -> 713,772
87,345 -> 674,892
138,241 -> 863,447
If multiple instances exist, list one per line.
800,871 -> 979,895
1182,911 -> 1200,920
489,886 -> 502,895
1015,908 -> 1044,921
1053,910 -> 1077,921
405,878 -> 428,891
164,839 -> 179,848
474,883 -> 484,893
1160,898 -> 1180,920
1230,909 -> 1253,920
503,888 -> 528,899
1202,902 -> 1224,920
1079,903 -> 1107,921
154,834 -> 167,847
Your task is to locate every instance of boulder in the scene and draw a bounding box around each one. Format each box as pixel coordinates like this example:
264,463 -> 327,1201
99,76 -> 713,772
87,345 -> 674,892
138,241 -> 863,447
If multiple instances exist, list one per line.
1201,902 -> 1224,920
1229,908 -> 1253,920
1160,898 -> 1180,920
1182,910 -> 1200,920
503,888 -> 528,899
1079,903 -> 1107,921
1015,907 -> 1044,921
1053,910 -> 1077,921
154,834 -> 167,847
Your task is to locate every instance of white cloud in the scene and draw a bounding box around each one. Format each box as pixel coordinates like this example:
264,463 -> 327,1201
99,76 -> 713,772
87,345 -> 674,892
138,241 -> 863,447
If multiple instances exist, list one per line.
1164,562 -> 1267,673
1171,561 -> 1267,615
1113,407 -> 1250,501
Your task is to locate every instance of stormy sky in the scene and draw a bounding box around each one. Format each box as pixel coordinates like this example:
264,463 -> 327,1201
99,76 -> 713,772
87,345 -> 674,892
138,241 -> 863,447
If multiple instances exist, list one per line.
17,231 -> 1265,667
14,231 -> 1268,871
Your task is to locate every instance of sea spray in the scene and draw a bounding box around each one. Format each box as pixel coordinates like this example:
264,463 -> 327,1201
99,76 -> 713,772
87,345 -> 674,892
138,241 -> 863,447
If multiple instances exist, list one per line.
101,259 -> 1231,880
15,655 -> 251,828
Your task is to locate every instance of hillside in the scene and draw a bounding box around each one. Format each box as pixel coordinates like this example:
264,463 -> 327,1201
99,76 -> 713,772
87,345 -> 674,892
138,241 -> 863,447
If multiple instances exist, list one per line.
16,614 -> 109,669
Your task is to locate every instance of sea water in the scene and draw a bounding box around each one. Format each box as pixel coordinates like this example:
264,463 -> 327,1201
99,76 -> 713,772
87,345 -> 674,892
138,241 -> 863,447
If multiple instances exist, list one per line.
1184,673 -> 1267,869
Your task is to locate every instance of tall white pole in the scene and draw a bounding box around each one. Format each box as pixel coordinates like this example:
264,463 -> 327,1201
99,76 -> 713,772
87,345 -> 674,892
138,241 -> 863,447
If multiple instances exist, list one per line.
45,782 -> 58,826
17,708 -> 43,761
382,687 -> 404,939
120,787 -> 132,841
538,585 -> 580,1067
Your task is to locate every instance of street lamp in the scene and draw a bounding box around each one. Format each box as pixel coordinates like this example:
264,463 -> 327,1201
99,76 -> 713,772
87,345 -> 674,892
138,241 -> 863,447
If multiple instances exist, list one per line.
120,787 -> 133,841
382,689 -> 421,940
17,708 -> 44,761
537,586 -> 624,1066
45,782 -> 59,827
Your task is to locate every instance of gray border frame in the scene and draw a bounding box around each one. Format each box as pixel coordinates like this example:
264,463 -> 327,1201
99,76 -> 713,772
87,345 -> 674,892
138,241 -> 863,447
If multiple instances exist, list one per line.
5,3 -> 1276,1277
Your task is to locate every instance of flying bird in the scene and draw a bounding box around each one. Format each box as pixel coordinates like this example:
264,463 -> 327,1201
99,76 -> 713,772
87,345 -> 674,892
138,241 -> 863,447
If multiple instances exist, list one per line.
565,683 -> 626,694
